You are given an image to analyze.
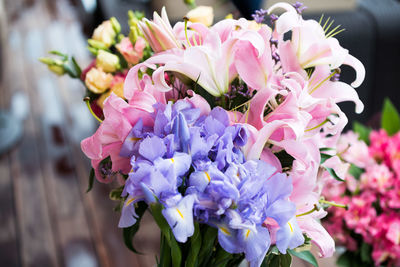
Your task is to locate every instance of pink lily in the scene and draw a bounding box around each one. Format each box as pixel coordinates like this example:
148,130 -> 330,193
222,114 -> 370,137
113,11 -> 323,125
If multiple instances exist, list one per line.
270,3 -> 365,88
81,93 -> 154,183
297,210 -> 335,258
234,25 -> 274,91
125,28 -> 265,97
138,7 -> 182,53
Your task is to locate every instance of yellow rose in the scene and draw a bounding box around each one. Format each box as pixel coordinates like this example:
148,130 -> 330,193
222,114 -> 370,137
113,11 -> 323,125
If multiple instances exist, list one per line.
96,50 -> 120,73
92,20 -> 116,48
111,80 -> 124,98
96,90 -> 111,109
84,68 -> 113,94
96,78 -> 125,108
186,6 -> 214,27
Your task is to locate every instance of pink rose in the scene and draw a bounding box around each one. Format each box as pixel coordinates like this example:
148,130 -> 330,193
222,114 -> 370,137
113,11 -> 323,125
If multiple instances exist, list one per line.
116,37 -> 146,65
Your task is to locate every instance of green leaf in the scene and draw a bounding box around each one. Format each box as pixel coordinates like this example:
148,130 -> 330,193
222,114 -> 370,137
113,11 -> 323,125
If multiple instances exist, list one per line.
159,234 -> 172,267
319,147 -> 335,152
321,151 -> 345,181
360,242 -> 372,264
348,164 -> 364,180
63,63 -> 78,78
150,203 -> 173,242
353,121 -> 371,144
212,246 -> 232,267
289,250 -> 318,267
198,228 -> 217,266
122,201 -> 147,253
185,223 -> 202,267
280,253 -> 292,267
50,50 -> 68,61
109,186 -> 124,201
337,251 -> 352,267
262,251 -> 292,267
71,56 -> 82,77
86,168 -> 95,193
150,203 -> 182,267
266,254 -> 280,267
320,153 -> 332,164
169,236 -> 182,267
270,246 -> 280,255
198,226 -> 218,267
325,167 -> 345,182
381,98 -> 400,136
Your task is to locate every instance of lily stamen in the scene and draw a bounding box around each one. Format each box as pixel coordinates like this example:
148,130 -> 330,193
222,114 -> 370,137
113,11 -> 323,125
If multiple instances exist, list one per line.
296,204 -> 320,217
319,199 -> 348,209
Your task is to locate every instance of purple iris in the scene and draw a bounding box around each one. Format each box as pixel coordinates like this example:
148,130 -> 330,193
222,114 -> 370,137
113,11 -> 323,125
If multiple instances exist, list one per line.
118,100 -> 304,267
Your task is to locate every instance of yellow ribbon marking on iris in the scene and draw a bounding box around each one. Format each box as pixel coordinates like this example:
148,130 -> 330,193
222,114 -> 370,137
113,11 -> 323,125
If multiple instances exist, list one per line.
220,227 -> 231,236
176,208 -> 184,219
245,229 -> 251,239
288,222 -> 294,233
129,137 -> 141,142
170,158 -> 175,163
205,171 -> 211,182
125,197 -> 136,207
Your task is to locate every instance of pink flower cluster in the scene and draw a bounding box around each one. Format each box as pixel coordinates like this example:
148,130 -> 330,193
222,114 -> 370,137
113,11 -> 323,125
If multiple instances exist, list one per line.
80,3 -> 366,259
324,130 -> 400,266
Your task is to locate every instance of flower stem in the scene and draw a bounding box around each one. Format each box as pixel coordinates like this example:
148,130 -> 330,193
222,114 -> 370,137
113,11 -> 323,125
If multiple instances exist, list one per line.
319,199 -> 348,209
84,97 -> 103,123
296,204 -> 319,217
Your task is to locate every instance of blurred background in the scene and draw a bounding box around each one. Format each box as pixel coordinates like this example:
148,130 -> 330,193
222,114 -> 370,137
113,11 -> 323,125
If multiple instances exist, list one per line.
0,0 -> 399,266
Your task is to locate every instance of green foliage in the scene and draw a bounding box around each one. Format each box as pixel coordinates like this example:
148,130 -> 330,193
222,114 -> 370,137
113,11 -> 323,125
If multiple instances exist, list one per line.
320,153 -> 345,182
288,250 -> 318,267
198,226 -> 218,267
360,242 -> 373,264
159,234 -> 172,267
86,168 -> 95,193
325,167 -> 345,182
210,246 -> 232,267
122,201 -> 148,253
185,223 -> 202,267
150,203 -> 182,267
348,164 -> 364,180
262,251 -> 292,267
320,152 -> 332,164
381,98 -> 400,136
109,186 -> 124,201
353,121 -> 371,144
337,242 -> 374,267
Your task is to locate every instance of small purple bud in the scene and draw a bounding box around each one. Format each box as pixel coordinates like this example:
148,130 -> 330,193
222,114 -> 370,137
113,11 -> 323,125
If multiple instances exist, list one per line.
270,14 -> 278,23
292,2 -> 307,14
252,9 -> 268,24
177,112 -> 190,153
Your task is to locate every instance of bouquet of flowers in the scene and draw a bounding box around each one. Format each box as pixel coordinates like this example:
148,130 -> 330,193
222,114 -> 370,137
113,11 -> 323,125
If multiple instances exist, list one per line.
40,1 -> 365,266
323,99 -> 400,267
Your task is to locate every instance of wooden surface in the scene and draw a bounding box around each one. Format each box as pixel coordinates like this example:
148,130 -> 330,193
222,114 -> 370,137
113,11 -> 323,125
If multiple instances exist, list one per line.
0,0 -> 159,266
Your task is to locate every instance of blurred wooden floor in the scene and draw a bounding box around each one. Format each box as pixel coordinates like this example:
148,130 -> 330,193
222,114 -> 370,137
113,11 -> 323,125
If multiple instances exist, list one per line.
0,0 -> 160,266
